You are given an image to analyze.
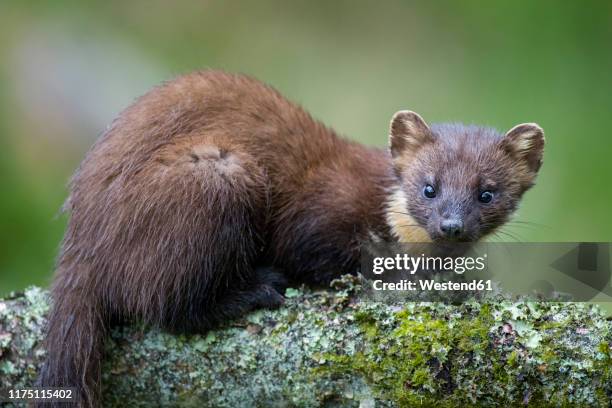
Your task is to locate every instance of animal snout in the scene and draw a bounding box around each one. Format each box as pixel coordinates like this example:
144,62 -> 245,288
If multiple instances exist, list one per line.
439,219 -> 464,240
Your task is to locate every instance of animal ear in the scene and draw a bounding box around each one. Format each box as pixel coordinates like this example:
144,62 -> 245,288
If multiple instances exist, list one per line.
389,110 -> 434,158
501,123 -> 545,174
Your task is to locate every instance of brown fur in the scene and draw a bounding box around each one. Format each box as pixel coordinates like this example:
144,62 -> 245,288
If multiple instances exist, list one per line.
37,71 -> 544,406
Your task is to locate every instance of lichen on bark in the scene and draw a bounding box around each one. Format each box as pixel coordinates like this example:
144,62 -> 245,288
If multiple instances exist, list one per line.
0,276 -> 610,407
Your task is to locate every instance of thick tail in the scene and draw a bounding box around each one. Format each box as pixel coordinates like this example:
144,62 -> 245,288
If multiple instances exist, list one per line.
37,282 -> 106,408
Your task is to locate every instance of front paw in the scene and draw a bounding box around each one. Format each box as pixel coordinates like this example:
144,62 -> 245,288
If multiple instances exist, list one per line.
251,284 -> 285,309
254,266 -> 288,295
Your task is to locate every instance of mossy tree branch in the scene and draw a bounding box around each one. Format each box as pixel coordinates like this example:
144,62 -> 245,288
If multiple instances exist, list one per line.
0,276 -> 610,407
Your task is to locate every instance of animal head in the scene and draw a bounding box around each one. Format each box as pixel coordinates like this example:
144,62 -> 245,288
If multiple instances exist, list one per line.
386,110 -> 544,242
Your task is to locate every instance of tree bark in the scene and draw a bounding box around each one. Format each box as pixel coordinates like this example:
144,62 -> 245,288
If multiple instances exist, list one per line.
0,276 -> 610,407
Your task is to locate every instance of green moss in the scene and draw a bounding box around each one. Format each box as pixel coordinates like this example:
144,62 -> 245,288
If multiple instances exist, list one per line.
319,299 -> 611,407
1,283 -> 610,407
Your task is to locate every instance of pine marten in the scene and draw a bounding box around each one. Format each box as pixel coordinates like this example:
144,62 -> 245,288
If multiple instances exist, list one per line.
37,71 -> 544,406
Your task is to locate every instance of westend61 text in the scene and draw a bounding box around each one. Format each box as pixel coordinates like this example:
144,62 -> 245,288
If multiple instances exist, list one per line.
372,279 -> 493,292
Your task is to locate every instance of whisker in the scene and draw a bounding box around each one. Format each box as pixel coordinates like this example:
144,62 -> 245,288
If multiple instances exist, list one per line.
495,229 -> 523,242
505,224 -> 538,230
491,231 -> 506,242
507,220 -> 551,229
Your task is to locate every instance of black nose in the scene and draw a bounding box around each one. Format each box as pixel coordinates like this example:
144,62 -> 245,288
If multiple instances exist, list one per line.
440,219 -> 464,239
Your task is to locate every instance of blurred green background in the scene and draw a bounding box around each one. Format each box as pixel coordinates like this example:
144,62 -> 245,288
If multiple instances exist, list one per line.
1,1 -> 611,303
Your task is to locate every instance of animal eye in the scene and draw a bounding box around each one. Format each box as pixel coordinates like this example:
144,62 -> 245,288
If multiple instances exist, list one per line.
478,190 -> 494,203
423,184 -> 436,199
